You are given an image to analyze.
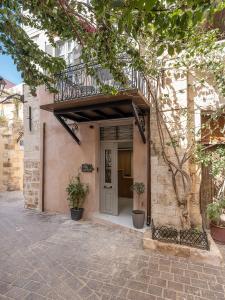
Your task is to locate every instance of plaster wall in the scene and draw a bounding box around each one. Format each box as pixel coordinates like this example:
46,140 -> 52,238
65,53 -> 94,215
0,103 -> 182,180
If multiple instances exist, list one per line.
133,119 -> 147,212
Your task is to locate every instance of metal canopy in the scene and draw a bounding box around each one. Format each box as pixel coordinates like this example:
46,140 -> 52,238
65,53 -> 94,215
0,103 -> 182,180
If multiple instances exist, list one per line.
53,99 -> 147,145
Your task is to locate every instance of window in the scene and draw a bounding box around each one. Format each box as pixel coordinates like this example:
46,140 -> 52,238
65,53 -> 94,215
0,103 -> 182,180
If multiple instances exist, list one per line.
201,113 -> 225,144
31,34 -> 39,45
55,40 -> 81,65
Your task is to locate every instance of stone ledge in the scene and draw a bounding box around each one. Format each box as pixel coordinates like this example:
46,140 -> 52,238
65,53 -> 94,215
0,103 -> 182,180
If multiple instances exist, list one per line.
143,230 -> 223,266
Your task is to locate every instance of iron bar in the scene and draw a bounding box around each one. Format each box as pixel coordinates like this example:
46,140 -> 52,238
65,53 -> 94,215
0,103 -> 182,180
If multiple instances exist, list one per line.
54,61 -> 147,102
152,220 -> 209,251
132,102 -> 146,144
41,123 -> 46,212
54,113 -> 80,145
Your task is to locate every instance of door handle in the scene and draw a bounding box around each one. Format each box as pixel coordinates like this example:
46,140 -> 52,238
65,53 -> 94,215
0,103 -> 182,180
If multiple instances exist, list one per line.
104,185 -> 112,189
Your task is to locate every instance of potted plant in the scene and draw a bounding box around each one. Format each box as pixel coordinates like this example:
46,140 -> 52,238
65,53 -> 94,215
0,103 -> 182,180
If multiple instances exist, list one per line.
196,145 -> 225,243
207,198 -> 225,244
131,182 -> 145,229
66,174 -> 89,221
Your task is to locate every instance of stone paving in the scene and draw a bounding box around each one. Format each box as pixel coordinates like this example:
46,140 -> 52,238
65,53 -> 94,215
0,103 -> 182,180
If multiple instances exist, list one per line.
0,192 -> 225,300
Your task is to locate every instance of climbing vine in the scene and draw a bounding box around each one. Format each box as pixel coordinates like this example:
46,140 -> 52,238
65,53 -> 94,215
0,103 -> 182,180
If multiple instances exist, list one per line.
1,0 -> 225,227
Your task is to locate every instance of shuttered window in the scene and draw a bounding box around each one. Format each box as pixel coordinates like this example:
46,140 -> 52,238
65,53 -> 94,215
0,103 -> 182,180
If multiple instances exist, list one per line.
100,125 -> 133,141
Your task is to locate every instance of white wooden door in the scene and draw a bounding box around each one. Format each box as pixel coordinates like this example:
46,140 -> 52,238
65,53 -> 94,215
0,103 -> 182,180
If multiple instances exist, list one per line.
100,142 -> 118,215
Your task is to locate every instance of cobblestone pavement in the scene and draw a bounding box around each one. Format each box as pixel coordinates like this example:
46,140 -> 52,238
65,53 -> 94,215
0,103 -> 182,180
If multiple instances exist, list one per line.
0,192 -> 225,300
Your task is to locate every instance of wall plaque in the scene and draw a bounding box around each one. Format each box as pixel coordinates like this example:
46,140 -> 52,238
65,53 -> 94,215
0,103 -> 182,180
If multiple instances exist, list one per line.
81,164 -> 94,172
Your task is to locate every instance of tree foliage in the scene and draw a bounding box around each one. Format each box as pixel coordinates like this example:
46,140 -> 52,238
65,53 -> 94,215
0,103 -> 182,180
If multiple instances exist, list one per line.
0,0 -> 225,93
1,0 -> 225,228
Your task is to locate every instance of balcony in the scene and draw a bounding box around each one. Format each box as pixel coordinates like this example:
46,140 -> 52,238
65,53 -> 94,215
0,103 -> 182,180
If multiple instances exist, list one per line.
53,61 -> 148,103
41,61 -> 151,145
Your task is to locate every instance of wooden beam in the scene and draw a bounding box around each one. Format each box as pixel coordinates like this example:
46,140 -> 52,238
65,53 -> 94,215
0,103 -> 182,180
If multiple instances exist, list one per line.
110,107 -> 126,117
54,113 -> 80,145
132,102 -> 146,144
74,111 -> 91,121
93,109 -> 108,119
60,113 -> 79,122
54,99 -> 132,115
73,113 -> 134,122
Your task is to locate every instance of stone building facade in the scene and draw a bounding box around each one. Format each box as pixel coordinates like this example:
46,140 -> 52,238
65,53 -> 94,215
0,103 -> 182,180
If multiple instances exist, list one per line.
0,125 -> 23,191
0,83 -> 24,192
23,67 -> 219,229
22,27 -> 224,229
23,85 -> 41,209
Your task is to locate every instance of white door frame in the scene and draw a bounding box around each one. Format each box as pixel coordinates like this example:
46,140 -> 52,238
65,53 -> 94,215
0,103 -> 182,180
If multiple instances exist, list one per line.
100,141 -> 118,215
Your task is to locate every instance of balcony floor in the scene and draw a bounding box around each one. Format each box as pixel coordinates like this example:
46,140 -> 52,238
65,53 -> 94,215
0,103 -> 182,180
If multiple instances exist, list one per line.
40,89 -> 150,114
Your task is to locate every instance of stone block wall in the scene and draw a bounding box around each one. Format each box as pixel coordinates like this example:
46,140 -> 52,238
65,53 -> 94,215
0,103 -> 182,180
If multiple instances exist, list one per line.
0,124 -> 24,192
23,85 -> 41,209
150,112 -> 182,228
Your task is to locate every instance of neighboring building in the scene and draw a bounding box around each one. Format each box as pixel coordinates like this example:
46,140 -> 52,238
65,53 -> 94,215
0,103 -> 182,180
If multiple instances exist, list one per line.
0,81 -> 24,192
23,25 -> 225,229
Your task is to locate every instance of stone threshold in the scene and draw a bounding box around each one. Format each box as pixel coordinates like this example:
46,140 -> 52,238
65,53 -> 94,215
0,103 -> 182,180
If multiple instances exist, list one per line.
143,229 -> 223,267
89,213 -> 148,236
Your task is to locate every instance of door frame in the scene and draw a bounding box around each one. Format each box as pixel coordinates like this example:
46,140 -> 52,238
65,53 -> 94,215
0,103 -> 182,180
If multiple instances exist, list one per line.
100,141 -> 118,215
98,119 -> 134,216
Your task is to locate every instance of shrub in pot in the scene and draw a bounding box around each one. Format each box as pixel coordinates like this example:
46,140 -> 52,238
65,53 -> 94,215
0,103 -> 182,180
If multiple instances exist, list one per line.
131,182 -> 145,229
207,199 -> 225,244
66,175 -> 89,221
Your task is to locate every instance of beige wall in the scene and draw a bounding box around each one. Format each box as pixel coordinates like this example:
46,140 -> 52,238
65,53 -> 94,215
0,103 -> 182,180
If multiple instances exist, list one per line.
133,118 -> 147,212
24,85 -> 150,218
23,68 -> 225,228
41,109 -> 100,215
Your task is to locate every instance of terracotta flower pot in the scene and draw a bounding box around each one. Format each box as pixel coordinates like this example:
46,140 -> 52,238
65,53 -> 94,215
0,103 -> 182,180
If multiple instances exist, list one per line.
210,223 -> 225,244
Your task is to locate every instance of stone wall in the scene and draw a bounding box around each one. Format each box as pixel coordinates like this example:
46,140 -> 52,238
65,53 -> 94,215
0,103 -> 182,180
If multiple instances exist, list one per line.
0,123 -> 23,192
23,85 -> 41,209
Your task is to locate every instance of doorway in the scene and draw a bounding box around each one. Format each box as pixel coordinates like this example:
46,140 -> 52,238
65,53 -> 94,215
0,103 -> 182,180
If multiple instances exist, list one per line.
118,142 -> 133,216
100,124 -> 133,217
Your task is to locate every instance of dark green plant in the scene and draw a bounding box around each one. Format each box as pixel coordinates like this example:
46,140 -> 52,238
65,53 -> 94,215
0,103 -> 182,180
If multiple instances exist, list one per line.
195,144 -> 225,199
131,182 -> 145,209
0,1 -> 224,94
66,175 -> 89,209
207,199 -> 225,226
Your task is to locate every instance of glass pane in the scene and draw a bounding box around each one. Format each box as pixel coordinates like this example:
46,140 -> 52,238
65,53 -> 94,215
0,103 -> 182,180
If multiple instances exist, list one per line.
68,52 -> 74,65
56,41 -> 65,56
68,40 -> 73,52
105,149 -> 112,183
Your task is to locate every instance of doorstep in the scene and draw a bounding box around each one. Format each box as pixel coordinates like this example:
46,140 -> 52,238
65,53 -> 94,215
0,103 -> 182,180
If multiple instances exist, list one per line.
90,212 -> 148,235
143,229 -> 223,267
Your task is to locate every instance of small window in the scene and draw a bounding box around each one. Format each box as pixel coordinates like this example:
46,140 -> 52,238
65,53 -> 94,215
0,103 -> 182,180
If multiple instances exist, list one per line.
201,113 -> 225,144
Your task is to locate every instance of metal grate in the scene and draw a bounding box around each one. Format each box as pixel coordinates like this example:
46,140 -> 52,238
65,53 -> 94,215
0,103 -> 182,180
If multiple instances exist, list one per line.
152,220 -> 209,251
180,229 -> 209,250
152,222 -> 179,244
100,125 -> 133,141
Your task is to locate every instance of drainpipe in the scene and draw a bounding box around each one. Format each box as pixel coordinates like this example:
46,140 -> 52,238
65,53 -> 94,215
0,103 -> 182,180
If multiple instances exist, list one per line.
146,111 -> 151,226
41,122 -> 46,212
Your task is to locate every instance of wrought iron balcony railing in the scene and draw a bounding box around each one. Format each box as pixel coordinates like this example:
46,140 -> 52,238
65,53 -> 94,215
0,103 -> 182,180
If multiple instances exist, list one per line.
54,62 -> 148,102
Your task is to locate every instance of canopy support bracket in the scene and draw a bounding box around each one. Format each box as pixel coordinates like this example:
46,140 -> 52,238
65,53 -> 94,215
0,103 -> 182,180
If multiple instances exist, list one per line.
132,102 -> 146,144
54,113 -> 80,145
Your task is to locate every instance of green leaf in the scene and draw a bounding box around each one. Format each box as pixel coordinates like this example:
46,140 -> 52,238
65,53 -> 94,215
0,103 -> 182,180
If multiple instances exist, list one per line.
157,45 -> 164,56
168,45 -> 174,56
145,0 -> 157,11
